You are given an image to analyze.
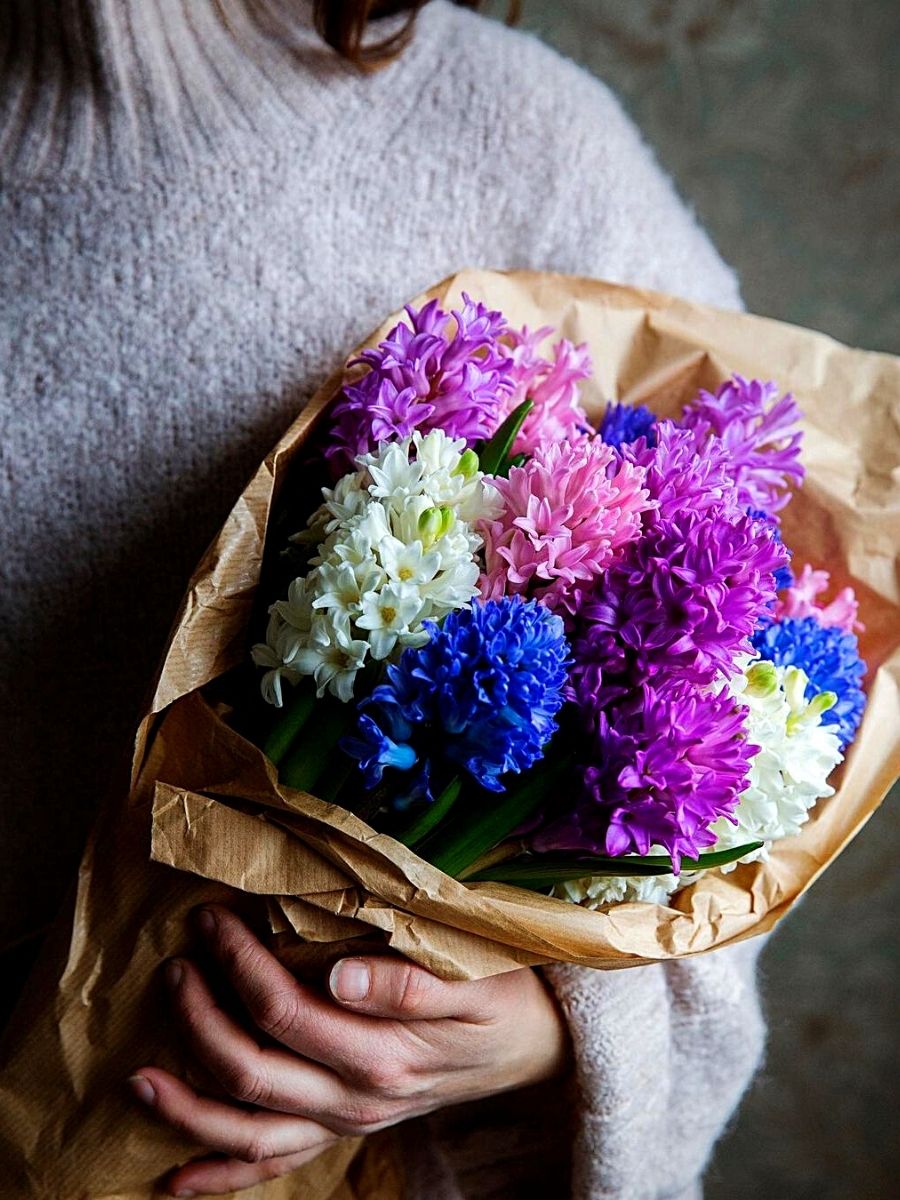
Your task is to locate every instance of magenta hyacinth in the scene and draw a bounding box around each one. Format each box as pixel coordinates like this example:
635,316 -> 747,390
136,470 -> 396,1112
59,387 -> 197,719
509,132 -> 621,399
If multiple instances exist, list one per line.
621,420 -> 742,523
478,436 -> 654,612
324,294 -> 514,475
532,679 -> 754,869
680,375 -> 804,513
568,505 -> 789,705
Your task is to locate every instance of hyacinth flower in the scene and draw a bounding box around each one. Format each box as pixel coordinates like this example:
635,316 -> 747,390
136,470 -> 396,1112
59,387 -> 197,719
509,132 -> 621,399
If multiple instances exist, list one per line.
597,400 -> 658,450
324,294 -> 514,476
752,615 -> 866,749
774,563 -> 863,633
497,325 -> 593,456
478,435 -> 654,617
568,502 -> 790,709
341,598 -> 571,851
533,678 -> 756,870
680,374 -> 804,514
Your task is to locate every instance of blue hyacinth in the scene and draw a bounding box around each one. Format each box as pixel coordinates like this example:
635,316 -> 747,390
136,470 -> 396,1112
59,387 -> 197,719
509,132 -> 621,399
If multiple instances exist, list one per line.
747,508 -> 794,592
751,615 -> 866,749
342,598 -> 571,806
598,401 -> 658,450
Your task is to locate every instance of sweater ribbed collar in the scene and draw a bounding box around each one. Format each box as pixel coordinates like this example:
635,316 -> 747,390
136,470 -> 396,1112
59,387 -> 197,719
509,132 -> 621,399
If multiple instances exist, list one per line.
0,0 -> 402,176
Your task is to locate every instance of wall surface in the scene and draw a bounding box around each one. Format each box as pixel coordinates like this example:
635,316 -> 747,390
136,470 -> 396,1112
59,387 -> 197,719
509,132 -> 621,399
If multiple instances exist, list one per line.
484,1 -> 900,1194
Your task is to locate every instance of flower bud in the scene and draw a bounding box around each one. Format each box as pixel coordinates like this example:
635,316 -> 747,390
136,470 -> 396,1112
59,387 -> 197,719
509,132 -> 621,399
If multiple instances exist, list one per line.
745,659 -> 778,699
418,507 -> 443,545
452,449 -> 479,480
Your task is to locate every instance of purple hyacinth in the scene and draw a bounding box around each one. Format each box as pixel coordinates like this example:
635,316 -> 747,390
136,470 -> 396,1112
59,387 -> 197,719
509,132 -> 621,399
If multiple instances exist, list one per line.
532,679 -> 754,869
621,420 -> 742,523
325,295 -> 514,475
680,375 -> 804,514
568,504 -> 789,705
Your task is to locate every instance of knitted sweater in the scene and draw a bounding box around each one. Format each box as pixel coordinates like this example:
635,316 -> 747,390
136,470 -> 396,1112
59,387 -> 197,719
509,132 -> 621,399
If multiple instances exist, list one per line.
0,2 -> 761,1196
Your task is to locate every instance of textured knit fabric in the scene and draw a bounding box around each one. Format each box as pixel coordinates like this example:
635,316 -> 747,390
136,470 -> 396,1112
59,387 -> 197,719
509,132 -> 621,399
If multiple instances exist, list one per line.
0,2 -> 756,1196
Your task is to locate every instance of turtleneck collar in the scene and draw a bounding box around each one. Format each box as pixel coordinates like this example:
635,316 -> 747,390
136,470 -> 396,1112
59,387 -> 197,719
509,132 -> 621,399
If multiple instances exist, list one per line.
0,0 -> 388,176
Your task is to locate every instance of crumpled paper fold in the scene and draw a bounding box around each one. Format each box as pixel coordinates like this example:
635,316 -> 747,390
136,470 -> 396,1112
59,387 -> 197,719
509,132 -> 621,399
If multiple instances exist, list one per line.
1,270 -> 897,1198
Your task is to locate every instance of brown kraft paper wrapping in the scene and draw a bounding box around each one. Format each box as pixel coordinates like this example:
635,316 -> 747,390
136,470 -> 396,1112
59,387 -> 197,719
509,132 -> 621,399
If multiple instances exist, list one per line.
1,269 -> 898,1198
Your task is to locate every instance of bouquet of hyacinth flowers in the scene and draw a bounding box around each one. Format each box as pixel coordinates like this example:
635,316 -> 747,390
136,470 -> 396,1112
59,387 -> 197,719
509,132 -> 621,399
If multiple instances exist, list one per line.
242,292 -> 867,910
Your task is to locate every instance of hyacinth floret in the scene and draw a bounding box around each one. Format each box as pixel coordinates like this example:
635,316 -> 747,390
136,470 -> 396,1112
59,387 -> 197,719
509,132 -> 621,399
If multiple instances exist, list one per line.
747,508 -> 793,592
620,420 -> 741,523
498,326 -> 593,455
479,436 -> 654,613
342,598 -> 571,804
598,401 -> 658,450
324,295 -> 514,475
774,564 -> 862,633
680,375 -> 804,513
532,678 -> 754,870
751,615 -> 866,749
569,504 -> 789,704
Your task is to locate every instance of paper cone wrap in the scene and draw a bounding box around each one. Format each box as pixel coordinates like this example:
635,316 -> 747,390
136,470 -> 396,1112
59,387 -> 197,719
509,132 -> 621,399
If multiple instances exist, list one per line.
1,270 -> 897,1197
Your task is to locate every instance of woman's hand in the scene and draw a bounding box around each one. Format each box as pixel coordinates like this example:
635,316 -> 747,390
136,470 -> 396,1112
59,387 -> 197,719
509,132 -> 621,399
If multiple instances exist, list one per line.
128,906 -> 570,1197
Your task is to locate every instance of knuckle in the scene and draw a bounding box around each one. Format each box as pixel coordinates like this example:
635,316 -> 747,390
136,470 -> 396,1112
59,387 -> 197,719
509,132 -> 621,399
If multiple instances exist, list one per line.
253,987 -> 302,1041
240,1134 -> 277,1164
222,1061 -> 270,1106
340,1098 -> 390,1135
351,1057 -> 409,1100
395,964 -> 433,1018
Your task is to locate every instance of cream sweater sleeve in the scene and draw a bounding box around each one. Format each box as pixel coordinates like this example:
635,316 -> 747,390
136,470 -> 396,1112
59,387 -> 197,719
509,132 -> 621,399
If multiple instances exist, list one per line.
543,941 -> 766,1200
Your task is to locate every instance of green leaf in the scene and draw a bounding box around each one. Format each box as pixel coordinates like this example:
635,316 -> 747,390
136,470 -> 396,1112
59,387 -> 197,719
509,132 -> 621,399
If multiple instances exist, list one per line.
395,778 -> 462,849
279,698 -> 355,794
464,842 -> 764,889
478,398 -> 534,476
263,682 -> 316,766
426,755 -> 574,879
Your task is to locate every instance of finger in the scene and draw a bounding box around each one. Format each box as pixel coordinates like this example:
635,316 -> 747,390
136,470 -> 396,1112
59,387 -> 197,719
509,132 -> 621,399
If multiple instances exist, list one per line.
166,957 -> 365,1130
193,906 -> 375,1067
328,956 -> 503,1022
127,1068 -> 336,1166
165,1146 -> 327,1197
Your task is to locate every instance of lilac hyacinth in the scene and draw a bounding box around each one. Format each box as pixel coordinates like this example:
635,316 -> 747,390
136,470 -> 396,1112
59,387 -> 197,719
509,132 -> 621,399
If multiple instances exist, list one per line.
342,598 -> 571,806
598,401 -> 657,450
325,295 -> 514,475
533,679 -> 754,869
568,504 -> 789,705
752,615 -> 866,749
681,375 -> 804,513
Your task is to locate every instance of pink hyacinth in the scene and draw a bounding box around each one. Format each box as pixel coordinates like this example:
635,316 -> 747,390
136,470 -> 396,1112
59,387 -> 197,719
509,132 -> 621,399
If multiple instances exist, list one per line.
479,437 -> 654,611
498,327 -> 593,456
774,564 -> 863,633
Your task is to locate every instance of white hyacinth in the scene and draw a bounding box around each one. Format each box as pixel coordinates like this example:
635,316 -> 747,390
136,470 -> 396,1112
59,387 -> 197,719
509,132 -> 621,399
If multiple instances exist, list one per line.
252,430 -> 502,703
555,657 -> 843,910
710,658 -> 843,868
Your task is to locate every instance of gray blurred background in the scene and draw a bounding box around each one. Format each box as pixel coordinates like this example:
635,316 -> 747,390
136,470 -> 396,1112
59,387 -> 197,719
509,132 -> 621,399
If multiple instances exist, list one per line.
482,1 -> 900,1196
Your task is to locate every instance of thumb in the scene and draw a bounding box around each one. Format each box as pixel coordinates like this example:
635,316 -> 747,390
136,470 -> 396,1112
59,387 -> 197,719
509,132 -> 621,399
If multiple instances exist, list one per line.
328,956 -> 493,1022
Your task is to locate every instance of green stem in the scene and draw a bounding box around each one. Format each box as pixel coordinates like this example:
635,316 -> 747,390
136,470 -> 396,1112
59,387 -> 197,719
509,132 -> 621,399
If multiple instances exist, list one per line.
465,841 -> 765,889
263,683 -> 316,767
427,756 -> 573,879
395,778 -> 462,849
279,700 -> 354,795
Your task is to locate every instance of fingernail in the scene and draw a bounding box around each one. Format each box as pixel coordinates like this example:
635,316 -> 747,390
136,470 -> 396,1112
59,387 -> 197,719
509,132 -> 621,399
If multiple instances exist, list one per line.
196,908 -> 216,937
127,1075 -> 156,1106
330,959 -> 370,1002
172,1190 -> 196,1198
164,959 -> 183,990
